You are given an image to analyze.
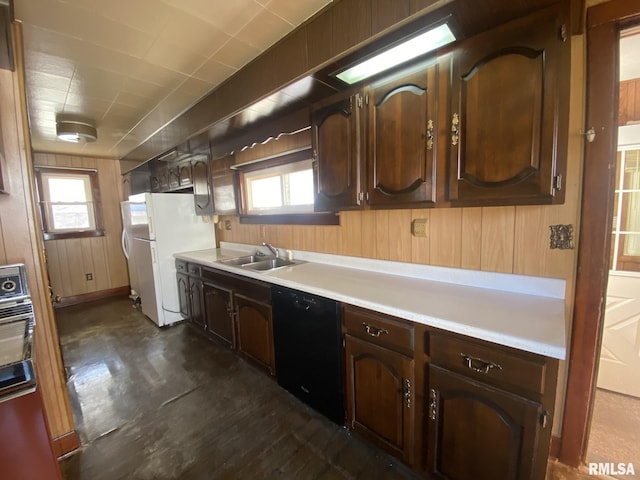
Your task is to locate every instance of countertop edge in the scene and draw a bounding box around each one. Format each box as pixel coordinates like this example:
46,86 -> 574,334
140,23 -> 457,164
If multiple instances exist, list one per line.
174,248 -> 567,360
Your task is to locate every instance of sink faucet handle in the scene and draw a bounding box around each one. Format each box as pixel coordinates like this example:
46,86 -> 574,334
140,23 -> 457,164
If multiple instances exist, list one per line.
262,242 -> 279,257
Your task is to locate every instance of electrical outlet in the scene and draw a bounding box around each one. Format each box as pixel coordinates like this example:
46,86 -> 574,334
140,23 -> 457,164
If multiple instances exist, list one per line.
412,218 -> 428,237
85,273 -> 93,281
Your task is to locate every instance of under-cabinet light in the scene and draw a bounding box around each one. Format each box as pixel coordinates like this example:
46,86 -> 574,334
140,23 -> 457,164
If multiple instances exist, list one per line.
335,23 -> 456,85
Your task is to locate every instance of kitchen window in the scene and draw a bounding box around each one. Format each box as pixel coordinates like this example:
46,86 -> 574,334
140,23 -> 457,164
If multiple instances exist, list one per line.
235,148 -> 338,225
34,167 -> 104,240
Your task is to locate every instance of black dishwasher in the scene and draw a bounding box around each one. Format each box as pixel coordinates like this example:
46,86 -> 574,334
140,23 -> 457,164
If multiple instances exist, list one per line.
271,286 -> 344,425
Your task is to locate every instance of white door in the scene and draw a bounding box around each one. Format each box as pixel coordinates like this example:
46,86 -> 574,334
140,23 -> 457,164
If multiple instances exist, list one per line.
597,272 -> 640,397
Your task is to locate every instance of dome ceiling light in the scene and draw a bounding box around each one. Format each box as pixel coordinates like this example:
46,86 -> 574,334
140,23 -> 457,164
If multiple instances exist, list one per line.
56,118 -> 98,143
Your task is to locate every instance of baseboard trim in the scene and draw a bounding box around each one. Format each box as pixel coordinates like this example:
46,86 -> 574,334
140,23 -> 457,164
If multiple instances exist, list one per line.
54,286 -> 130,308
52,430 -> 80,458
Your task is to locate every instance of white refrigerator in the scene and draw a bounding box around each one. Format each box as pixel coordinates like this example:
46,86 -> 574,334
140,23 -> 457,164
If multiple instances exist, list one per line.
121,193 -> 215,327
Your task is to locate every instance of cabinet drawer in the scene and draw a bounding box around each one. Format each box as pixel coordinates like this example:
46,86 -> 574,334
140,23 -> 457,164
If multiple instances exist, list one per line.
429,332 -> 549,396
187,263 -> 200,276
343,306 -> 414,354
175,260 -> 187,273
201,267 -> 271,305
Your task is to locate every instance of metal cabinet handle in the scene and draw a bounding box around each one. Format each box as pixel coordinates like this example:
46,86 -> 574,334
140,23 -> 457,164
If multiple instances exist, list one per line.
429,388 -> 438,420
404,379 -> 411,408
451,113 -> 459,146
460,352 -> 502,374
426,119 -> 434,151
362,322 -> 388,337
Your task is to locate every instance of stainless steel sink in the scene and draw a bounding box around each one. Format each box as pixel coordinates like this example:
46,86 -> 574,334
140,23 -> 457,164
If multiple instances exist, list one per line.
219,255 -> 275,266
241,257 -> 298,271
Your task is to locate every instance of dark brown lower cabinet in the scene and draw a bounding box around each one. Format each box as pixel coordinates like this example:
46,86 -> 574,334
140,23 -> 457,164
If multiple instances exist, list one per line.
235,293 -> 275,375
427,364 -> 545,480
177,272 -> 190,320
202,282 -> 234,347
188,276 -> 205,330
344,334 -> 415,464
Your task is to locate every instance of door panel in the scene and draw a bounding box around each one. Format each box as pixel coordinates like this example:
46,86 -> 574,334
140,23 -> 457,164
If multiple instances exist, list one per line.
428,365 -> 543,480
345,334 -> 414,463
367,64 -> 436,208
597,273 -> 640,397
313,94 -> 362,211
203,282 -> 234,347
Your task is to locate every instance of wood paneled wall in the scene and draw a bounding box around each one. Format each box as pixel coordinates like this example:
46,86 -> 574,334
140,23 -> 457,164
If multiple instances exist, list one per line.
619,77 -> 640,125
32,153 -> 129,301
0,23 -> 75,448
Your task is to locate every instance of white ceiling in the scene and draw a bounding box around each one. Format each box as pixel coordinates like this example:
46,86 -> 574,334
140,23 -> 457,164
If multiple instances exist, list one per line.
14,0 -> 332,159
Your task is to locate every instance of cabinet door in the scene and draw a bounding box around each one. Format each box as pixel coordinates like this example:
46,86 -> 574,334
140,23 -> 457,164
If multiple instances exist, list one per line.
366,63 -> 437,208
188,277 -> 205,329
312,94 -> 363,211
427,365 -> 544,480
122,173 -> 132,200
211,155 -> 237,215
448,8 -> 569,206
192,157 -> 214,216
344,334 -> 414,464
168,166 -> 180,190
203,282 -> 234,348
235,294 -> 274,375
178,161 -> 193,187
177,273 -> 190,320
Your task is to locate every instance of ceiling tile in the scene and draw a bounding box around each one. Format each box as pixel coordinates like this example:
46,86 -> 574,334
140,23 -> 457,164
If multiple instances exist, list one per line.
75,16 -> 156,59
157,9 -> 230,59
235,8 -> 295,51
163,0 -> 265,36
211,37 -> 261,70
120,76 -> 174,101
26,71 -> 71,92
192,58 -> 237,86
24,51 -> 75,78
94,0 -> 173,36
130,62 -> 190,89
68,66 -> 127,101
144,39 -> 209,76
266,0 -> 329,26
62,99 -> 114,121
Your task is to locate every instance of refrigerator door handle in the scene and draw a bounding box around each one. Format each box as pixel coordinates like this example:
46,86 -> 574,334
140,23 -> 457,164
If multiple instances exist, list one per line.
121,230 -> 130,259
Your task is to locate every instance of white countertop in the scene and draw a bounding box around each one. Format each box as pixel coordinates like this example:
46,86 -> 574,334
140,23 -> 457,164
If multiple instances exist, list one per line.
175,243 -> 567,359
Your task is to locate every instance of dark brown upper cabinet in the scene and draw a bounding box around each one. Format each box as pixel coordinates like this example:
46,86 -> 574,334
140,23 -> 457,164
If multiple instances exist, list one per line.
311,60 -> 438,211
312,94 -> 363,211
448,5 -> 569,206
366,62 -> 438,208
192,155 -> 214,216
211,155 -> 238,216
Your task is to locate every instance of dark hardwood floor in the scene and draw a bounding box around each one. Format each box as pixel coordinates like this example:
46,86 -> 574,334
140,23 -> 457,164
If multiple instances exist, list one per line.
56,297 -> 422,480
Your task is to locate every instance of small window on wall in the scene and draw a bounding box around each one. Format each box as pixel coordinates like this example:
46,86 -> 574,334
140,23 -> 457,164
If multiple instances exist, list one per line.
236,148 -> 338,225
34,167 -> 104,240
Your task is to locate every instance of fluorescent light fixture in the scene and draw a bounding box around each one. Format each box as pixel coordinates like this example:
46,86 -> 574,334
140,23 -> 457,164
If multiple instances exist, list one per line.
335,23 -> 456,85
56,119 -> 97,143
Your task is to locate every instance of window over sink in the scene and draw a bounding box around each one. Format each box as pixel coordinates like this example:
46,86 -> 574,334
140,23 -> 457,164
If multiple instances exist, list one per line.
234,148 -> 338,225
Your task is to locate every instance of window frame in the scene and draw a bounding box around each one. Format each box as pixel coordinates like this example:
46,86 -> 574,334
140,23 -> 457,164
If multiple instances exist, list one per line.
34,167 -> 105,240
610,148 -> 640,272
234,148 -> 339,226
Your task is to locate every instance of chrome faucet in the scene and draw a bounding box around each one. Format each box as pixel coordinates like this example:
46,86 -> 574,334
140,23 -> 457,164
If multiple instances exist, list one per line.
262,242 -> 279,257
